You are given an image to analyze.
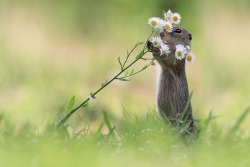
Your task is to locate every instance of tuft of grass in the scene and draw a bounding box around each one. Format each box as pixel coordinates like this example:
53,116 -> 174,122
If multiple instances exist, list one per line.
0,107 -> 250,167
228,107 -> 250,136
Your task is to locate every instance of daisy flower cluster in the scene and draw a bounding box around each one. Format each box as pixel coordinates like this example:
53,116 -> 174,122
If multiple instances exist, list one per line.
148,10 -> 181,32
148,10 -> 195,64
175,44 -> 195,64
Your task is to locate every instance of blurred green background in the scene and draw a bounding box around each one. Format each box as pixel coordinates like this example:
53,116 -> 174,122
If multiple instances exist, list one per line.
0,0 -> 249,129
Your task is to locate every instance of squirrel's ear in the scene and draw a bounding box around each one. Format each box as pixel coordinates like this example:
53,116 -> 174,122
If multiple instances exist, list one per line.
189,34 -> 192,41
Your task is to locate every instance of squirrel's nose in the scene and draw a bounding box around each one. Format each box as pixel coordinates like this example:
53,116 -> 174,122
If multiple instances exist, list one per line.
189,34 -> 192,41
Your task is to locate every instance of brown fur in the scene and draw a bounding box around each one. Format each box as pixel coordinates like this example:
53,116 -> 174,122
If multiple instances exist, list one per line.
148,26 -> 194,129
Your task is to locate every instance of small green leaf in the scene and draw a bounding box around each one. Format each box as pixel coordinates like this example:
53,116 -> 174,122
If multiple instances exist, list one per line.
67,96 -> 75,112
137,41 -> 144,45
101,79 -> 109,87
118,57 -> 123,70
90,92 -> 97,99
135,50 -> 144,60
142,65 -> 148,70
82,102 -> 88,107
118,78 -> 130,81
124,71 -> 129,77
130,69 -> 135,75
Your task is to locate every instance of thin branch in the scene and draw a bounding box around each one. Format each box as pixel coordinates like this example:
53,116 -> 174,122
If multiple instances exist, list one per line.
116,59 -> 155,80
57,32 -> 155,127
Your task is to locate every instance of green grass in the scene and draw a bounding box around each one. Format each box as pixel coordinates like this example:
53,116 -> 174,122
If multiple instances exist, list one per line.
0,108 -> 249,167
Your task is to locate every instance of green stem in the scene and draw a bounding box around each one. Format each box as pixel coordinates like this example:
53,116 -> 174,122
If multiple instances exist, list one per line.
122,43 -> 140,69
57,31 -> 156,127
116,59 -> 154,80
57,49 -> 149,127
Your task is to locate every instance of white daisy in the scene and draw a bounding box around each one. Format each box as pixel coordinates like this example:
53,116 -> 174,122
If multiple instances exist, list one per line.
150,37 -> 162,47
186,45 -> 191,50
171,13 -> 181,24
160,43 -> 170,56
175,44 -> 187,60
148,17 -> 164,29
164,10 -> 173,21
162,21 -> 173,32
185,52 -> 195,64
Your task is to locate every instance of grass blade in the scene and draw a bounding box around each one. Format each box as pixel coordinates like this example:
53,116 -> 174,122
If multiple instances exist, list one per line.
180,91 -> 193,123
229,107 -> 250,135
66,96 -> 76,112
103,111 -> 113,134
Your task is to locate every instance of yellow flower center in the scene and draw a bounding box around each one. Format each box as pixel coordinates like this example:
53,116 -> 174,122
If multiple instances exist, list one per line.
151,20 -> 157,26
165,24 -> 171,30
187,55 -> 192,61
177,51 -> 182,57
173,16 -> 178,22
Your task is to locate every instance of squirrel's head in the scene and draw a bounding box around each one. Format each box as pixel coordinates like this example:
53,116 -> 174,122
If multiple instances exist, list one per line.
147,26 -> 192,68
160,26 -> 192,48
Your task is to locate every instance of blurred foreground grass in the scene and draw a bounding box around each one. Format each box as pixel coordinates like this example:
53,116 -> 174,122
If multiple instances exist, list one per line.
0,109 -> 250,167
0,0 -> 249,129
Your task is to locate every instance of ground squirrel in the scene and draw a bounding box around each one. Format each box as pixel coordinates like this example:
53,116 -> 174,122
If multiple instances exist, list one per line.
147,26 -> 194,130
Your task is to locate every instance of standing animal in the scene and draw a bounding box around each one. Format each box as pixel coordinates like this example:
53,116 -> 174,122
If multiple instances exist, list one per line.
147,26 -> 195,131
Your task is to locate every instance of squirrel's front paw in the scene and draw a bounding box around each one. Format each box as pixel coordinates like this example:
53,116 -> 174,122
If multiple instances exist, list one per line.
146,40 -> 161,57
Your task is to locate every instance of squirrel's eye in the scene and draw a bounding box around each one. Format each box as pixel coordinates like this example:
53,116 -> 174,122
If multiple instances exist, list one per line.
174,29 -> 182,33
